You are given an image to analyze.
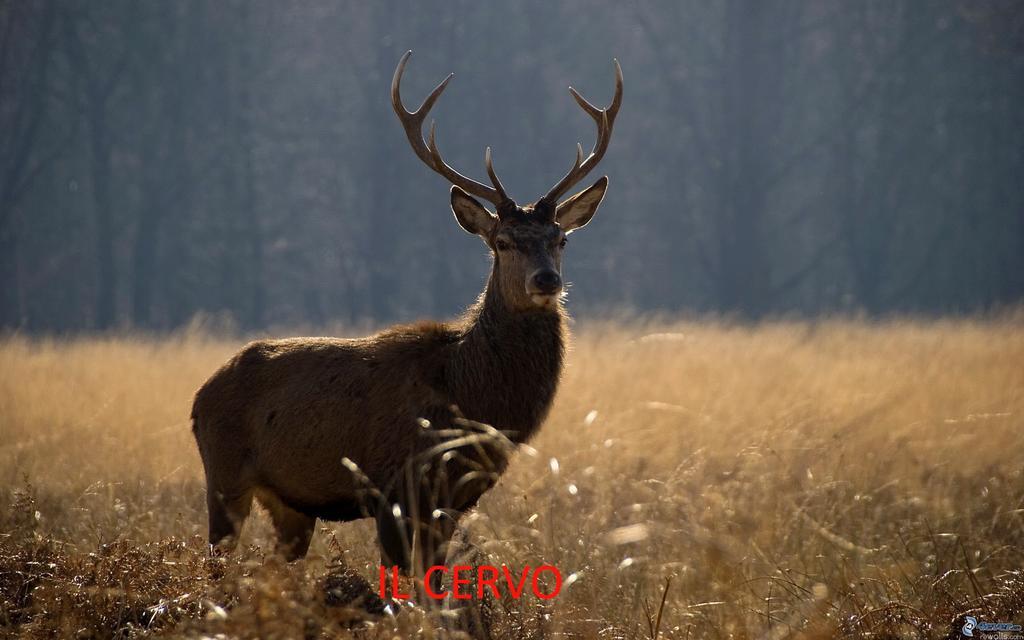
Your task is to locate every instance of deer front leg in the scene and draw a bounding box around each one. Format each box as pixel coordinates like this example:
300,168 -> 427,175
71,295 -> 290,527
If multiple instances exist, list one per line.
373,502 -> 459,573
374,477 -> 462,603
375,502 -> 413,575
416,510 -> 460,595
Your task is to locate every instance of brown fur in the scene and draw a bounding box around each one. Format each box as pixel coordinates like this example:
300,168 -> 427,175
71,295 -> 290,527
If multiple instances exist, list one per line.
193,54 -> 615,573
191,202 -> 592,573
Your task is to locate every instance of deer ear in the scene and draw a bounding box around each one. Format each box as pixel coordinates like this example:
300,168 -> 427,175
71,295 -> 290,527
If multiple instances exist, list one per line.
451,186 -> 498,237
556,176 -> 608,233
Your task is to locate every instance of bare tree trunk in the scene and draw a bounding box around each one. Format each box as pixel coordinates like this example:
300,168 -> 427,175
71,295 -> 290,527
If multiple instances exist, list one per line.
237,2 -> 264,330
716,0 -> 772,318
62,6 -> 127,330
130,172 -> 161,328
88,98 -> 116,330
0,1 -> 59,326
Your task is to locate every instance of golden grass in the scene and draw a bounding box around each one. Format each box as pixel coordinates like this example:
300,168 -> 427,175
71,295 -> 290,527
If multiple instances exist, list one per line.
2,317 -> 1023,638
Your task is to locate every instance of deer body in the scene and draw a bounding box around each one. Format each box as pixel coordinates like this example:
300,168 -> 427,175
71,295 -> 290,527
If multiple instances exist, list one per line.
193,280 -> 564,564
192,51 -> 621,576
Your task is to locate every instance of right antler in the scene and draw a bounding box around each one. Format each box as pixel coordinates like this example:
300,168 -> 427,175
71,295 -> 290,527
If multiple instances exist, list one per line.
392,51 -> 513,211
539,59 -> 623,208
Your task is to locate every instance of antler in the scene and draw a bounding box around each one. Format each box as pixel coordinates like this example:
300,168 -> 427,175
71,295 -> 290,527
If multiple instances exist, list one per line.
392,51 -> 512,211
539,59 -> 623,208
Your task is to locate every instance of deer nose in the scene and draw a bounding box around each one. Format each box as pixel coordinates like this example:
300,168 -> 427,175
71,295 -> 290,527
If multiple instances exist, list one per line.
531,270 -> 562,294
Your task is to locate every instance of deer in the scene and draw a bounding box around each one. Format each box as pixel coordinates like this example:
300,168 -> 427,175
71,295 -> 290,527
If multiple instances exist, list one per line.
191,51 -> 622,587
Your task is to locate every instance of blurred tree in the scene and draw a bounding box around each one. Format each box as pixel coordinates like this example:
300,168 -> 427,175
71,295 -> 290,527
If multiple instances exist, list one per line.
1,0 -> 1022,331
61,2 -> 135,330
0,0 -> 67,327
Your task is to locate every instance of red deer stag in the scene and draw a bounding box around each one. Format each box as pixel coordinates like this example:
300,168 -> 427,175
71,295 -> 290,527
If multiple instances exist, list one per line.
191,51 -> 622,581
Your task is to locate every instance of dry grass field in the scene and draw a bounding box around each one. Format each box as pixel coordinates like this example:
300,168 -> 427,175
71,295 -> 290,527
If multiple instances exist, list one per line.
2,317 -> 1023,639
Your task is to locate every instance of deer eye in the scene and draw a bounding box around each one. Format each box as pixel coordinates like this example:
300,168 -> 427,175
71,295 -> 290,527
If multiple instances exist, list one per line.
495,239 -> 512,251
559,238 -> 568,249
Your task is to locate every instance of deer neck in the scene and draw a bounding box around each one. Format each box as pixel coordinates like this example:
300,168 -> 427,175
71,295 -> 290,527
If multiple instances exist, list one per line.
450,272 -> 566,443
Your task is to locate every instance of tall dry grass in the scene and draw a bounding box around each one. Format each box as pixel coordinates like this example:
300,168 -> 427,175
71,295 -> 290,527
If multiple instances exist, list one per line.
1,317 -> 1023,638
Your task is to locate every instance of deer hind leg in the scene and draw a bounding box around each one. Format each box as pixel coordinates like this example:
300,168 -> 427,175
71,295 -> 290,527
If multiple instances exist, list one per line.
257,490 -> 316,561
207,486 -> 253,553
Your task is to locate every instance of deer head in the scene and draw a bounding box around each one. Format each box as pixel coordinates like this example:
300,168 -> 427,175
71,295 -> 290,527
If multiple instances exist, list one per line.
392,51 -> 622,311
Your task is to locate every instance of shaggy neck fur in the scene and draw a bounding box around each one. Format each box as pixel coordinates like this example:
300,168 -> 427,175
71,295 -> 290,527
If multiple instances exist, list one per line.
448,269 -> 566,444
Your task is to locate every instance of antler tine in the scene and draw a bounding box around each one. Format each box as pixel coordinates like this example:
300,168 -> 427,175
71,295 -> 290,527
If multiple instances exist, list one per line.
392,51 -> 509,208
572,142 -> 584,173
484,147 -> 510,205
541,59 -> 623,206
390,52 -> 449,167
425,122 -> 509,206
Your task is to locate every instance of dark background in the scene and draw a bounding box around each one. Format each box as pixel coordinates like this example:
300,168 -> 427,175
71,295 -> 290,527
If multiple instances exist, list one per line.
2,1 -> 1022,332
